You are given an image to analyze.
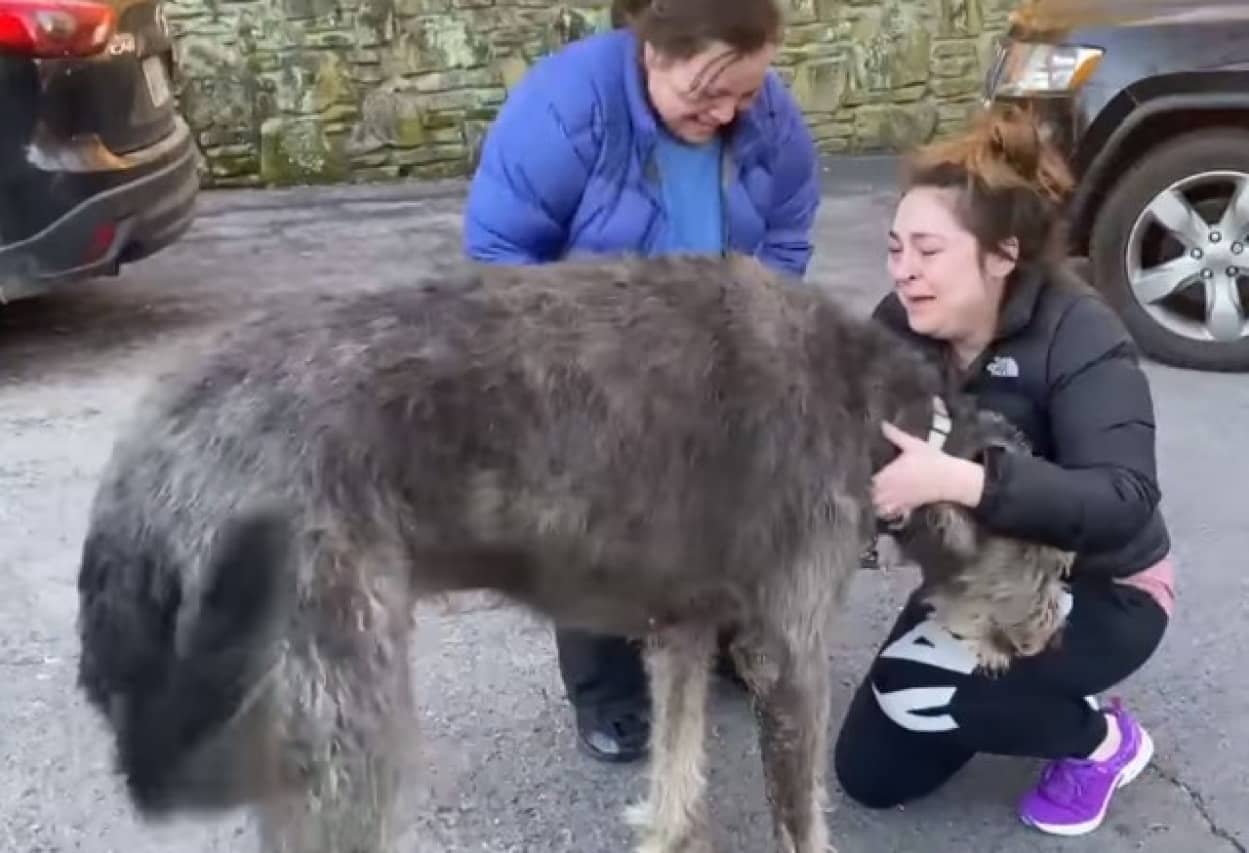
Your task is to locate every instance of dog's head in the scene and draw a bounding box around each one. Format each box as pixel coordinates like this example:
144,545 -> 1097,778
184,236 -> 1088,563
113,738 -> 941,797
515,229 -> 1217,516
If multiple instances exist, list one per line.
885,406 -> 1075,666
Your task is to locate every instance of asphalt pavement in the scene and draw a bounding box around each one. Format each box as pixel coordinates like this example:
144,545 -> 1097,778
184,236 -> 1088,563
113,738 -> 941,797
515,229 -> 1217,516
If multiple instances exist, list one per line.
1,159 -> 1246,853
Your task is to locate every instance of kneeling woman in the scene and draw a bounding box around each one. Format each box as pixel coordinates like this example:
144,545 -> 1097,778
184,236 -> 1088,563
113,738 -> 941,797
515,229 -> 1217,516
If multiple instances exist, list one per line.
835,105 -> 1175,837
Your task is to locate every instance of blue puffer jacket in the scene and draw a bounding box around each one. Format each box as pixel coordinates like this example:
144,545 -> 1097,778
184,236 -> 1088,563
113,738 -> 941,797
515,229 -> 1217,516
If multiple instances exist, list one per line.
462,28 -> 822,279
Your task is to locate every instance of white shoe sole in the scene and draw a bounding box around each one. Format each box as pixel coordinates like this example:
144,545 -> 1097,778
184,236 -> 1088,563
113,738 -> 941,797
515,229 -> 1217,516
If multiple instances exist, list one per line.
1020,727 -> 1156,837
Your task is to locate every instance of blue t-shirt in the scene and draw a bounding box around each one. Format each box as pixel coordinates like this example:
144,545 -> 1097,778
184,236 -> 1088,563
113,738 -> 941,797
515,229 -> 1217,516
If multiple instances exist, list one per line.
652,128 -> 725,255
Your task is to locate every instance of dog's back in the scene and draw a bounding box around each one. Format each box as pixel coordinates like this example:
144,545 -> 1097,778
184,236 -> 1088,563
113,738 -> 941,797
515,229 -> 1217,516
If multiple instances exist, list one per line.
112,252 -> 914,615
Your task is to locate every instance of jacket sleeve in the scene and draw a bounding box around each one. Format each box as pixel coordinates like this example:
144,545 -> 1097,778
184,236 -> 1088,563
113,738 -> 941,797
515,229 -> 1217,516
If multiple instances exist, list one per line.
462,63 -> 597,264
971,294 -> 1163,557
757,80 -> 821,279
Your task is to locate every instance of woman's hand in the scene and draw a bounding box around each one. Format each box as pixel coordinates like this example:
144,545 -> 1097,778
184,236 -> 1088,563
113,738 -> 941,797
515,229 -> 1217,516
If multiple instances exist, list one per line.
871,422 -> 986,519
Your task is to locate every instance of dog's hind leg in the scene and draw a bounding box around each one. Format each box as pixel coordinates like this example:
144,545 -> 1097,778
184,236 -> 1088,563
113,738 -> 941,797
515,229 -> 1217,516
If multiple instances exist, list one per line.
625,623 -> 717,853
255,550 -> 416,853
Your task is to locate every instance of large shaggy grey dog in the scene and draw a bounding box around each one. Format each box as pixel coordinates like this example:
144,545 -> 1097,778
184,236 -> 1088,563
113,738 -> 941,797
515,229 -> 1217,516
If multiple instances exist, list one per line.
75,253 -> 1072,853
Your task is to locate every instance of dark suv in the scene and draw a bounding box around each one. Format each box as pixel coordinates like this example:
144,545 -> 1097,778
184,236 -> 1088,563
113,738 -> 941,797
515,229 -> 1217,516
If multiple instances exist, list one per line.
0,0 -> 197,304
985,0 -> 1249,372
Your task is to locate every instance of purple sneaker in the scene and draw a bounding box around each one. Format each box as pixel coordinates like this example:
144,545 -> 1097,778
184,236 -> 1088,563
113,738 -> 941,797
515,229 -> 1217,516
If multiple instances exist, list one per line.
1019,698 -> 1155,836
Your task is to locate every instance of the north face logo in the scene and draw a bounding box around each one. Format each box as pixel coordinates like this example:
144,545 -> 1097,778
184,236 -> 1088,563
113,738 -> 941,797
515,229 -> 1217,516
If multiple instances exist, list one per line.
986,356 -> 1020,378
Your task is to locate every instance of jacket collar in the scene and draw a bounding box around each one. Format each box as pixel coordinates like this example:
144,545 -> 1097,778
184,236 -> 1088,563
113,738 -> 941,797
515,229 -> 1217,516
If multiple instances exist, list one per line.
995,263 -> 1045,340
618,28 -> 768,166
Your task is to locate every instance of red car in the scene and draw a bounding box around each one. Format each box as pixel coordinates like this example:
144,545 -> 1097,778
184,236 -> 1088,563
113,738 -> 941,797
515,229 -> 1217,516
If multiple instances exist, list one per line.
0,0 -> 198,303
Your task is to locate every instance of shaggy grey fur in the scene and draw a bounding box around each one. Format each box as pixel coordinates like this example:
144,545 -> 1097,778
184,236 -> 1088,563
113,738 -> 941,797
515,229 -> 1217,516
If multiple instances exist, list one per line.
75,253 -> 1072,853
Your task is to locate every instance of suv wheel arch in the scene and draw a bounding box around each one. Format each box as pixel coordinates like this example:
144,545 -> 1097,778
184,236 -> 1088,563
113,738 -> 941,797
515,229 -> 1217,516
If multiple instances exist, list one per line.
1072,91 -> 1249,255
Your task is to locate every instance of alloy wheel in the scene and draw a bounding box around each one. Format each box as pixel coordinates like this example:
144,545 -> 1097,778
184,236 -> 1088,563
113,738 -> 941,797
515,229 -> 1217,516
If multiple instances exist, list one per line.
1125,170 -> 1249,344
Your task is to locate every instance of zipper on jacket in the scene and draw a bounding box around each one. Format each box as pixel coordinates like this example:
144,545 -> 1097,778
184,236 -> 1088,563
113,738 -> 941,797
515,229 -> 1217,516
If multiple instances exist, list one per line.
643,152 -> 665,252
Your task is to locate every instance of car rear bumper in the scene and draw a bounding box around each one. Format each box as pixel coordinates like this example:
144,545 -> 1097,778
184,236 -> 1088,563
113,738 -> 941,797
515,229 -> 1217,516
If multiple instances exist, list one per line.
0,115 -> 199,302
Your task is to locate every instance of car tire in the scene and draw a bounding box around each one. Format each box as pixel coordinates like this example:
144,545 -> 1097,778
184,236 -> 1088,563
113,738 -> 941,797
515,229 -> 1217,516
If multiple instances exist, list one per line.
1090,127 -> 1249,372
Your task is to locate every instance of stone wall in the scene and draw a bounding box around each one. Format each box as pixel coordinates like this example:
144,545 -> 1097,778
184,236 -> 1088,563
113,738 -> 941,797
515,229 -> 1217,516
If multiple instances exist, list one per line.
167,0 -> 1019,187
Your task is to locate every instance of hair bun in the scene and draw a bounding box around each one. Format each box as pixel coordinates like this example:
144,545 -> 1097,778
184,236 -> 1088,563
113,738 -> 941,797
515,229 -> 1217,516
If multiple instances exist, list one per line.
910,103 -> 1073,206
985,107 -> 1042,183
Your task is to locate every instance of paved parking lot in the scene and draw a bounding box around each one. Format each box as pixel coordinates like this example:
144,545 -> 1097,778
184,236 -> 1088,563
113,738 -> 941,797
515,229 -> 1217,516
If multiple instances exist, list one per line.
1,159 -> 1246,853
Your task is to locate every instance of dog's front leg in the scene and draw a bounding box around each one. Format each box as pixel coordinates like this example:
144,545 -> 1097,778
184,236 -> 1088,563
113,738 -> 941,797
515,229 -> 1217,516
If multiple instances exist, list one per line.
625,623 -> 717,853
749,634 -> 834,853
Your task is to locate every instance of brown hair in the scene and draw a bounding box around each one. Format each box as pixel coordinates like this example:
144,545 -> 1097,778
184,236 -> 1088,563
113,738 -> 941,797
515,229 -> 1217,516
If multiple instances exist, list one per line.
612,0 -> 783,60
901,104 -> 1076,270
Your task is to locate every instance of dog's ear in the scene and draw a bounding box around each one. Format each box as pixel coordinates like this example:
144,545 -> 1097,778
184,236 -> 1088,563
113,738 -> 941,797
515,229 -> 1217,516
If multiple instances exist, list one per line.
924,503 -> 979,560
971,409 -> 1032,457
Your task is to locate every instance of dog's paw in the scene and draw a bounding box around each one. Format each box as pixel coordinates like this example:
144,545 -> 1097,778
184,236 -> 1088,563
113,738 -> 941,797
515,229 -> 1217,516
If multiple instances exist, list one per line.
779,844 -> 838,853
775,824 -> 836,853
634,833 -> 715,853
974,644 -> 1013,676
623,799 -> 653,831
627,803 -> 715,853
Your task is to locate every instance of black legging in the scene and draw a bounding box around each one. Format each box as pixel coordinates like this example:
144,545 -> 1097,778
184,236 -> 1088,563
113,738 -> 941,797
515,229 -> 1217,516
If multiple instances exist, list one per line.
833,574 -> 1168,809
555,627 -> 741,711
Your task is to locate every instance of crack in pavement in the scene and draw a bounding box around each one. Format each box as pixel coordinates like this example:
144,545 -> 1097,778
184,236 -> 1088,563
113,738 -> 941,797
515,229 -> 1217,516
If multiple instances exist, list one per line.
1150,765 -> 1246,852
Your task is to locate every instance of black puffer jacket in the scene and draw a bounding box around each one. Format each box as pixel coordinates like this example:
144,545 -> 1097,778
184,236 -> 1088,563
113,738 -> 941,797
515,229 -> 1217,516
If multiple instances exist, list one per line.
872,263 -> 1171,579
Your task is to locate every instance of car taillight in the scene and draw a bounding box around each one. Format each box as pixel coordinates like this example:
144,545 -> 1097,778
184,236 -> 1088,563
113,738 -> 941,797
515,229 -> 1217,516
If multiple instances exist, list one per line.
0,0 -> 116,58
83,221 -> 117,263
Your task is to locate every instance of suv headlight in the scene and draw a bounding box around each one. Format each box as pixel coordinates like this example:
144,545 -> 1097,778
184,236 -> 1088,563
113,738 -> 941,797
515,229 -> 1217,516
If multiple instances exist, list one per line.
991,43 -> 1104,96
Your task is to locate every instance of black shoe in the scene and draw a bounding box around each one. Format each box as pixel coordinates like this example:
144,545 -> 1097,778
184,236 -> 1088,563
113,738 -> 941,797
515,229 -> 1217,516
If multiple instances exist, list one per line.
574,702 -> 650,763
714,649 -> 750,692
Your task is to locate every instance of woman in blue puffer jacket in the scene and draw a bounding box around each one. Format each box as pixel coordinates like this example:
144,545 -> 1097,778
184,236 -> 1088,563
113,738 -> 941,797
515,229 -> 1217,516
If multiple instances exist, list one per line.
462,0 -> 822,764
